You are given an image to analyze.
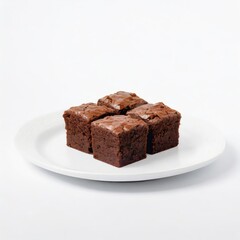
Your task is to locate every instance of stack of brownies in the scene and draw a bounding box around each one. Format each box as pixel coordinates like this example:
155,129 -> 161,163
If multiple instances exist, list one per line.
63,91 -> 181,167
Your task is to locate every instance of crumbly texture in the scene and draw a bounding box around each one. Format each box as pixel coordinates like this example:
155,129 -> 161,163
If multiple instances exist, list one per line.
127,102 -> 181,154
97,91 -> 148,114
63,103 -> 115,153
91,115 -> 148,167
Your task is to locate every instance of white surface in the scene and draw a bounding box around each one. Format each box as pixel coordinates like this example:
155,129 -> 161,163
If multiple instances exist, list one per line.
0,0 -> 240,239
16,113 -> 225,181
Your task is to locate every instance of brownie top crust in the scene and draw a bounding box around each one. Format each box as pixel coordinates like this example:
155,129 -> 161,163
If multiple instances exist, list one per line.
97,91 -> 147,113
91,115 -> 147,135
127,102 -> 181,123
63,103 -> 115,123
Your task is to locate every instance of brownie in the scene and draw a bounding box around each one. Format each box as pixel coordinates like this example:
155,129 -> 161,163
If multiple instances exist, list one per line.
91,115 -> 148,167
97,91 -> 147,114
63,103 -> 115,153
127,102 -> 181,154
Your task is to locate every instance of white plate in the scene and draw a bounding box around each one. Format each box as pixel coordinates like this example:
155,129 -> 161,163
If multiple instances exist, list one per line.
15,112 -> 225,182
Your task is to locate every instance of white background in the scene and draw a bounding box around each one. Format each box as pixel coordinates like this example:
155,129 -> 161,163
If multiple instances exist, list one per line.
1,0 -> 240,239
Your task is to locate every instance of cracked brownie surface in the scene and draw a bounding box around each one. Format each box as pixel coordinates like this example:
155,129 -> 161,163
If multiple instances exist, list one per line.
97,91 -> 147,114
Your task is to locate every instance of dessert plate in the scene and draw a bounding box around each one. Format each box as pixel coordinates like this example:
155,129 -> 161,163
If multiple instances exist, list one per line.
15,112 -> 225,182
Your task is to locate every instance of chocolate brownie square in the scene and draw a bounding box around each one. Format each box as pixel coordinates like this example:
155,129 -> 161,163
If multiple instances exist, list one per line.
97,91 -> 147,114
63,103 -> 115,153
91,115 -> 148,167
127,102 -> 181,154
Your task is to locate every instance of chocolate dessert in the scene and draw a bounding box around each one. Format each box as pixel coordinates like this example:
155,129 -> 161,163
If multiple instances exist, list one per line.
97,91 -> 147,114
63,92 -> 181,167
127,102 -> 181,154
63,103 -> 115,153
91,115 -> 148,167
